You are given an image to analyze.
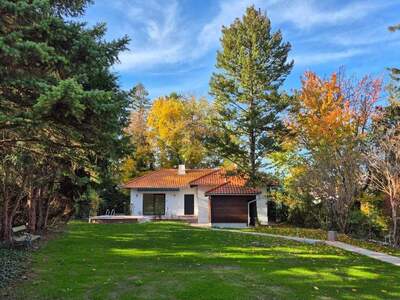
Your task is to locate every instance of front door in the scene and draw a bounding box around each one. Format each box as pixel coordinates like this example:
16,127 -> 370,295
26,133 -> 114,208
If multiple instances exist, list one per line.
184,194 -> 194,215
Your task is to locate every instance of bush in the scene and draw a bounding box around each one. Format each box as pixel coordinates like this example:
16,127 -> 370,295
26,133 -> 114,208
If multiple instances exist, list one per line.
267,201 -> 289,223
287,202 -> 325,229
348,209 -> 384,239
346,193 -> 389,239
98,185 -> 130,215
74,187 -> 104,219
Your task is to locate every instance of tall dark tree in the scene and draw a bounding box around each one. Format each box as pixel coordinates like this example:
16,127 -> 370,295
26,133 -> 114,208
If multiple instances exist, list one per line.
209,6 -> 293,185
0,0 -> 132,241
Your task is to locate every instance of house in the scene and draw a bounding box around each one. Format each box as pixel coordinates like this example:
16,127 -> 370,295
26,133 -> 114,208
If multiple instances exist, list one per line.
122,165 -> 270,227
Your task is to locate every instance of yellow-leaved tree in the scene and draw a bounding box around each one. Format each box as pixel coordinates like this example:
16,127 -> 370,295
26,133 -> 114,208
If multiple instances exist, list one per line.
147,94 -> 218,168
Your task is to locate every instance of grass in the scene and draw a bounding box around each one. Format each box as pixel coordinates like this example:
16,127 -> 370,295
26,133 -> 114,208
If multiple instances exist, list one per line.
5,221 -> 400,300
248,225 -> 400,257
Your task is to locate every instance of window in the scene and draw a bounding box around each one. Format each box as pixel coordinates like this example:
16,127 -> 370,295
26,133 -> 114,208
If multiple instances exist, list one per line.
143,194 -> 165,215
184,194 -> 194,215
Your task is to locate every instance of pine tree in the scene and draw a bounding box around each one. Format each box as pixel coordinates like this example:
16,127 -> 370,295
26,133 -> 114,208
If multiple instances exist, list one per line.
0,0 -> 132,240
209,6 -> 293,185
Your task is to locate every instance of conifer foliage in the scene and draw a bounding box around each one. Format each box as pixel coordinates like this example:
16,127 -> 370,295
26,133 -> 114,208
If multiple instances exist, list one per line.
0,0 -> 132,242
209,6 -> 293,185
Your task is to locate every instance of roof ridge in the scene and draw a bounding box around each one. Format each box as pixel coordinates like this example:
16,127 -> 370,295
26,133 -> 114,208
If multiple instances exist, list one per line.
188,168 -> 221,185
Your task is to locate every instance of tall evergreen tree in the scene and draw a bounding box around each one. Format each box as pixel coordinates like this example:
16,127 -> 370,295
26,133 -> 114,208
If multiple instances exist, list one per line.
0,0 -> 132,241
209,6 -> 293,185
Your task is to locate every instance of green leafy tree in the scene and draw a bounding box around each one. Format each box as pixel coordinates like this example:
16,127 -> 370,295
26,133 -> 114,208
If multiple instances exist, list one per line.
209,6 -> 293,185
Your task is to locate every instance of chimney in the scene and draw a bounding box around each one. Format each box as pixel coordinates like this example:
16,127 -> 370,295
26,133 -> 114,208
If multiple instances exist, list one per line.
178,164 -> 186,175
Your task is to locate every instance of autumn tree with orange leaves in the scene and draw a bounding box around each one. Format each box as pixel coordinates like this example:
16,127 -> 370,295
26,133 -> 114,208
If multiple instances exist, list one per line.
290,71 -> 381,232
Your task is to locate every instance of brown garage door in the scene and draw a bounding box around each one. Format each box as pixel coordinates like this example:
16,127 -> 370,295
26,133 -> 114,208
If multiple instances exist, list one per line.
211,195 -> 255,223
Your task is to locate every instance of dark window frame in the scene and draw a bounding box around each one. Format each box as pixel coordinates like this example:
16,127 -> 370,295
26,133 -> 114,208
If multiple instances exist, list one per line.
184,194 -> 195,215
143,193 -> 166,215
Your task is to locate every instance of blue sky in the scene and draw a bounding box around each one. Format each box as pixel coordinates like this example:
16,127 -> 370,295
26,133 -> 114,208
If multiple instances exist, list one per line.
79,0 -> 400,99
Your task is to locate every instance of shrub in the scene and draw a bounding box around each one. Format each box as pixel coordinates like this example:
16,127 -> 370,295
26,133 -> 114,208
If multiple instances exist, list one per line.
348,209 -> 384,239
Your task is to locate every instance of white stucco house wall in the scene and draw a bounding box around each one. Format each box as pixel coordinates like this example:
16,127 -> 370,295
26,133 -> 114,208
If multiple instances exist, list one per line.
123,165 -> 270,227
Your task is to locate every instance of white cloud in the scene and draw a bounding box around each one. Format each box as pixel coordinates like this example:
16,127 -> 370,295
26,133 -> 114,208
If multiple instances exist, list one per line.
112,0 -> 396,71
292,48 -> 367,66
269,0 -> 386,30
198,0 -> 395,49
114,0 -> 191,71
116,0 -> 269,70
117,45 -> 185,71
197,0 -> 265,54
329,27 -> 400,47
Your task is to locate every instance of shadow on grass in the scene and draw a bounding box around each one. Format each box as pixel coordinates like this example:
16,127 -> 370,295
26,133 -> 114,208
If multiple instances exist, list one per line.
12,221 -> 400,300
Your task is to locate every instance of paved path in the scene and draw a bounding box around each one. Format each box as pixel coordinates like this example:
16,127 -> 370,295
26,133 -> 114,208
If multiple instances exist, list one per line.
214,228 -> 400,267
326,241 -> 400,267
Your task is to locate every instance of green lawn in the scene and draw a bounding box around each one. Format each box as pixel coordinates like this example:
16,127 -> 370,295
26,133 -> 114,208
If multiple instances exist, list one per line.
8,221 -> 400,300
247,225 -> 400,257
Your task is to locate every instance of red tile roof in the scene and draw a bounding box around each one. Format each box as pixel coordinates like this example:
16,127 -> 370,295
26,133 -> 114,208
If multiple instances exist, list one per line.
122,168 -> 262,195
204,175 -> 261,195
122,169 -> 215,189
189,169 -> 227,186
204,182 -> 261,195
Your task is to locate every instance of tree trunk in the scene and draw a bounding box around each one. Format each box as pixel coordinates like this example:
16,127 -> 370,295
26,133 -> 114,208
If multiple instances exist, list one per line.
0,190 -> 24,243
27,188 -> 38,233
1,198 -> 12,243
326,200 -> 335,231
37,191 -> 44,231
43,197 -> 52,230
392,205 -> 398,246
249,129 -> 256,185
38,193 -> 51,232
